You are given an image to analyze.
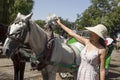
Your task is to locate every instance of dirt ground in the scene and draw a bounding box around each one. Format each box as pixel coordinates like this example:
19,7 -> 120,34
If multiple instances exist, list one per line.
106,50 -> 120,80
0,50 -> 120,80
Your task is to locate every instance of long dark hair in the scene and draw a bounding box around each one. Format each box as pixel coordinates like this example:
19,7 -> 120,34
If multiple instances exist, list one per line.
99,38 -> 106,48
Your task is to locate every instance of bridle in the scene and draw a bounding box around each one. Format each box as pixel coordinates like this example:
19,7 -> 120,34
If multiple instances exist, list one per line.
6,20 -> 31,59
7,20 -> 30,46
6,20 -> 55,70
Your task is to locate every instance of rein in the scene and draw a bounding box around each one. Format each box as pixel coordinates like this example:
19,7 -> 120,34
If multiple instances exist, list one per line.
6,20 -> 31,62
36,38 -> 79,71
34,24 -> 79,70
7,21 -> 30,45
34,25 -> 55,70
36,38 -> 55,70
7,20 -> 79,71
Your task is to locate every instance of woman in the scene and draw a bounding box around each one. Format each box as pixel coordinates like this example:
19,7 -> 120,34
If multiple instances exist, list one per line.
56,19 -> 107,80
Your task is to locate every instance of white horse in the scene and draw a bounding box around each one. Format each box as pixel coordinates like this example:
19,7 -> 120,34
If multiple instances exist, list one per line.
3,13 -> 84,80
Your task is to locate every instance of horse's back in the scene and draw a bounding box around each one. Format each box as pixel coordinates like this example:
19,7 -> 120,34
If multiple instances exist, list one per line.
52,37 -> 75,63
51,37 -> 84,71
68,42 -> 84,65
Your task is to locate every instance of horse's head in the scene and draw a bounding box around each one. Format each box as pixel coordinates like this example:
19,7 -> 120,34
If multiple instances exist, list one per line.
3,12 -> 33,57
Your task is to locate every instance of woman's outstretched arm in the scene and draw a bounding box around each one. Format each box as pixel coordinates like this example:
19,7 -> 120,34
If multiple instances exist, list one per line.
56,19 -> 88,45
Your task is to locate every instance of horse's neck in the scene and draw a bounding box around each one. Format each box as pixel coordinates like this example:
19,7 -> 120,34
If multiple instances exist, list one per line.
29,21 -> 47,54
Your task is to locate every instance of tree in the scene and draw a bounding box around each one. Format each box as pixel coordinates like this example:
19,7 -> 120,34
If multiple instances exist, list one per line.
75,0 -> 120,38
54,17 -> 74,38
0,0 -> 14,25
9,0 -> 34,24
34,20 -> 45,28
0,0 -> 34,25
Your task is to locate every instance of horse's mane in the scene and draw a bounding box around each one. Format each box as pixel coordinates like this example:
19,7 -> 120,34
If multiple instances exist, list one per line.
29,20 -> 46,37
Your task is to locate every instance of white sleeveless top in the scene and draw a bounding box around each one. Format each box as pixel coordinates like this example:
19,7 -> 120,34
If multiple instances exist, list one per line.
77,45 -> 99,80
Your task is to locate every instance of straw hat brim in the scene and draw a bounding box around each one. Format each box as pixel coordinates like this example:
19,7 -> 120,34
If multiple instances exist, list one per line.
85,27 -> 105,40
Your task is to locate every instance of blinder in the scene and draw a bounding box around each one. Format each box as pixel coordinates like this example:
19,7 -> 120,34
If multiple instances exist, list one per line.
5,20 -> 31,58
7,20 -> 30,44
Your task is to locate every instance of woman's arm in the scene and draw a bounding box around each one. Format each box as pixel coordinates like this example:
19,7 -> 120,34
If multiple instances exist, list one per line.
99,49 -> 107,80
56,19 -> 88,45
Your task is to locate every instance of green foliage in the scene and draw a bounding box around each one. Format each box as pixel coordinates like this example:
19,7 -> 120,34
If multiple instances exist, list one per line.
75,0 -> 120,38
9,0 -> 34,23
34,20 -> 45,28
0,0 -> 34,25
54,17 -> 74,38
0,0 -> 13,25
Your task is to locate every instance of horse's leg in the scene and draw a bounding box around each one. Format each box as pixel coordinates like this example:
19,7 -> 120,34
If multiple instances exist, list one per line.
41,67 -> 56,80
13,61 -> 19,80
20,62 -> 26,80
47,66 -> 56,80
41,68 -> 49,80
48,71 -> 56,80
73,71 -> 77,80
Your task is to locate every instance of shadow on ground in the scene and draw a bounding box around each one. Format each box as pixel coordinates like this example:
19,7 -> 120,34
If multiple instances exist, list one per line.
109,64 -> 119,67
106,72 -> 120,80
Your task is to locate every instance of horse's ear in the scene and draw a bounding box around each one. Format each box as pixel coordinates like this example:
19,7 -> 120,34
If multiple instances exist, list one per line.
17,12 -> 21,17
24,12 -> 33,20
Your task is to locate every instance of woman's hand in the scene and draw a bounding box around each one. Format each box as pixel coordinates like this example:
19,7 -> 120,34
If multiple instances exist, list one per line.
55,18 -> 61,25
55,17 -> 87,45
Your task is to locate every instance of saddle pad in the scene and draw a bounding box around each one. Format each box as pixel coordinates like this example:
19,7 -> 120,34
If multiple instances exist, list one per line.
67,38 -> 77,44
68,42 -> 84,65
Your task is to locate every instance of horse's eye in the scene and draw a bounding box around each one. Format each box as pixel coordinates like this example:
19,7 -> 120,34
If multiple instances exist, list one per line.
14,22 -> 19,25
14,22 -> 17,25
19,22 -> 22,25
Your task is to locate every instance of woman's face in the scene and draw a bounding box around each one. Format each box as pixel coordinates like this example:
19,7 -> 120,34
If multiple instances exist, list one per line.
89,31 -> 100,39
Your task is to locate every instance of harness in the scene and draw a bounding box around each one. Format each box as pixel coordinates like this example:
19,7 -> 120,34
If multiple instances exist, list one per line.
6,20 -> 31,65
36,38 -> 55,70
7,20 -> 79,71
32,25 -> 79,71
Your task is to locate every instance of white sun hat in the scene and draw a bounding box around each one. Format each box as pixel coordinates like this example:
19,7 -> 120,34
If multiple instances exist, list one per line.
85,24 -> 108,40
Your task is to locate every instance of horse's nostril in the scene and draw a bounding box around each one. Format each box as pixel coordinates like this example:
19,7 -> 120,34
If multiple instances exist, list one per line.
6,49 -> 10,53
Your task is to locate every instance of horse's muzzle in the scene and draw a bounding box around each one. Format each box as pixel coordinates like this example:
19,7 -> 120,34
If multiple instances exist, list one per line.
2,48 -> 12,58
